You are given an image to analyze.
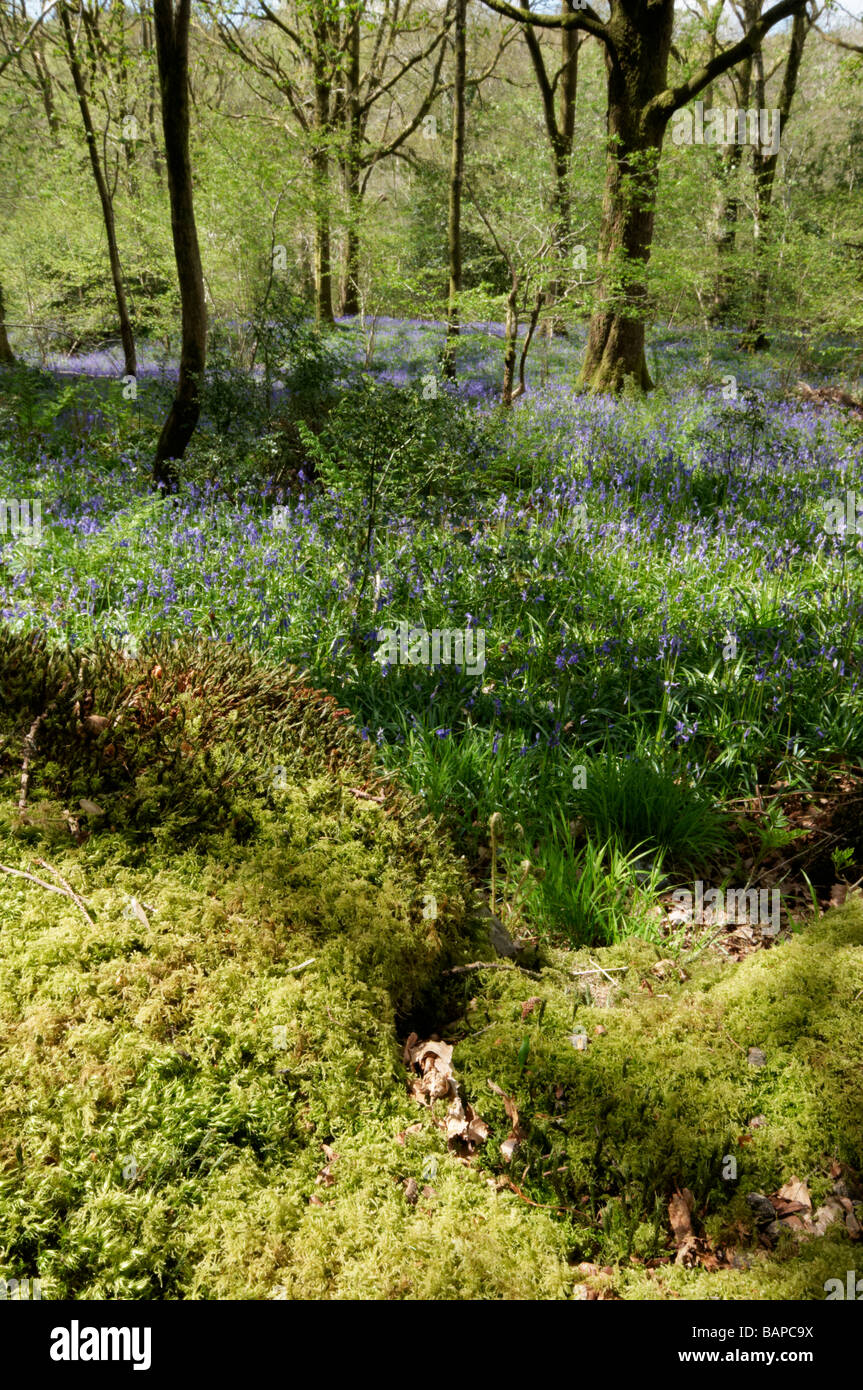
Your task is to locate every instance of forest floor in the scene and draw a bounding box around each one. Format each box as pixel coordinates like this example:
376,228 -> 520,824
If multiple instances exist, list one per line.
1,321 -> 862,1298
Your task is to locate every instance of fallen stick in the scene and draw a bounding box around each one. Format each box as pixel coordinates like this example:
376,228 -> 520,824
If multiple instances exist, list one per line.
34,858 -> 95,927
588,956 -> 623,986
0,861 -> 95,927
18,713 -> 43,816
0,863 -> 68,896
443,960 -> 542,980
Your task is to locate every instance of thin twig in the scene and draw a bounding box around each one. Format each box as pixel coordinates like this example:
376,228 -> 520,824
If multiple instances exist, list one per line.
443,960 -> 542,980
588,957 -> 623,986
0,861 -> 94,927
570,966 -> 629,979
718,1022 -> 746,1053
0,863 -> 69,896
34,858 -> 95,927
502,1176 -> 574,1214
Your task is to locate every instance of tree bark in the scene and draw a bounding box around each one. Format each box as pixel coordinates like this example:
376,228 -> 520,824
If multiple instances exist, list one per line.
501,273 -> 519,406
141,13 -> 163,182
749,2 -> 808,340
31,33 -> 60,136
577,3 -> 673,393
483,0 -> 808,393
341,11 -> 362,317
522,1 -> 580,332
442,0 -> 467,380
60,1 -> 136,377
0,280 -> 14,365
705,42 -> 752,324
152,0 -> 207,487
707,141 -> 745,323
312,49 -> 335,327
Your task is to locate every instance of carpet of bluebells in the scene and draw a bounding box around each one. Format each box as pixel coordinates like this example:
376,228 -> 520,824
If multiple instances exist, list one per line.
1,319 -> 862,932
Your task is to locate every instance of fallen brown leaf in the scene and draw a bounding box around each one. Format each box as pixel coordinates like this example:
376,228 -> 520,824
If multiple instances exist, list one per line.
776,1175 -> 811,1210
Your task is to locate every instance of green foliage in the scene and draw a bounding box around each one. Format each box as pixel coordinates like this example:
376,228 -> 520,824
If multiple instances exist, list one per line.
572,754 -> 732,869
299,376 -> 501,515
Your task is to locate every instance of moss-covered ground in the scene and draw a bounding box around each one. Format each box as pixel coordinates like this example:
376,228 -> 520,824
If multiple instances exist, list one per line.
0,634 -> 860,1299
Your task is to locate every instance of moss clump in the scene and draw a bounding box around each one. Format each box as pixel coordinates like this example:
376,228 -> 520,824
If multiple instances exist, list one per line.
0,631 -> 861,1299
450,909 -> 863,1296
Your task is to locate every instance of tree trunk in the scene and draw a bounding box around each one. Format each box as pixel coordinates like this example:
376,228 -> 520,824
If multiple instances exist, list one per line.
501,274 -> 519,406
31,34 -> 60,136
312,55 -> 335,327
442,0 -> 467,380
0,280 -> 14,365
707,142 -> 745,324
577,3 -> 674,393
152,0 -> 207,487
706,44 -> 751,325
749,3 -> 808,340
523,2 -> 580,334
60,2 -> 136,377
341,13 -> 362,317
141,14 -> 163,182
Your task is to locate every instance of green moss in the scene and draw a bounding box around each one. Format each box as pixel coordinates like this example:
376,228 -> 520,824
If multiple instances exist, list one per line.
0,633 -> 860,1299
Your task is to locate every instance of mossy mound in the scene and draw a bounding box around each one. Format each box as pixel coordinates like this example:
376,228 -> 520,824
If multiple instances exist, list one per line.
0,632 -> 861,1299
0,634 -> 528,1297
450,908 -> 863,1297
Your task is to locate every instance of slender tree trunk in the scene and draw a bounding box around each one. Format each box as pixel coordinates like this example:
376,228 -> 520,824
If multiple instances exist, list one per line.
501,273 -> 519,406
0,280 -> 15,365
523,2 -> 580,334
141,14 -> 163,182
60,2 -> 136,377
706,46 -> 751,324
442,0 -> 466,380
312,52 -> 335,327
577,3 -> 674,393
749,4 -> 807,341
707,142 -> 745,323
152,0 -> 206,486
341,13 -> 362,317
31,35 -> 60,135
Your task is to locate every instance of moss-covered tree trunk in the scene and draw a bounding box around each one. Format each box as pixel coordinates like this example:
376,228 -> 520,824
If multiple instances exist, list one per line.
577,3 -> 673,393
486,0 -> 808,394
